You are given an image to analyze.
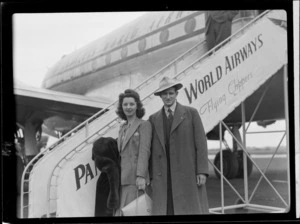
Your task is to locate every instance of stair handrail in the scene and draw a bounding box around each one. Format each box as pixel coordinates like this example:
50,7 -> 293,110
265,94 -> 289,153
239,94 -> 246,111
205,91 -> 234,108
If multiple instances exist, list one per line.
45,11 -> 274,217
43,13 -> 260,160
48,11 -> 273,164
20,12 -> 211,218
21,11 -> 266,218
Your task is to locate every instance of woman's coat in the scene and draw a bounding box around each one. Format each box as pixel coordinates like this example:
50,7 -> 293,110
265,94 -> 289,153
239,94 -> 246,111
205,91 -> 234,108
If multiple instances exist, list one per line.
117,118 -> 152,185
149,103 -> 209,215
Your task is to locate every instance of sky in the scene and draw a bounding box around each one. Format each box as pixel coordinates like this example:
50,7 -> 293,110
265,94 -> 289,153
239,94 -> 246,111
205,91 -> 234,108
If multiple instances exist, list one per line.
12,11 -> 288,149
13,12 -> 147,87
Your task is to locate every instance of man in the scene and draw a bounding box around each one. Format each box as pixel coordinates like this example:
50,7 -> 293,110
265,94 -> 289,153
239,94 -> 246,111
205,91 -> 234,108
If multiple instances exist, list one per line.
148,76 -> 209,215
205,11 -> 239,51
24,114 -> 44,164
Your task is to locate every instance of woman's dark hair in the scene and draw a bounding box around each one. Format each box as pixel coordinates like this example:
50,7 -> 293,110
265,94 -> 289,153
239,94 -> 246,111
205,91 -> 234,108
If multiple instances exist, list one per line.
116,89 -> 145,120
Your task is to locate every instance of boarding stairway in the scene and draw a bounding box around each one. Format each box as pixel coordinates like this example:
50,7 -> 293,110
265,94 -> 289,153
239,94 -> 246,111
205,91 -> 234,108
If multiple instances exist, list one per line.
20,10 -> 287,218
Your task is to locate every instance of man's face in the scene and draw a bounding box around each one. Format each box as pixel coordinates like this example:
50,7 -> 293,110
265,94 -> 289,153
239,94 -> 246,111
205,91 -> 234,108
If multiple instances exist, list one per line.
160,87 -> 178,107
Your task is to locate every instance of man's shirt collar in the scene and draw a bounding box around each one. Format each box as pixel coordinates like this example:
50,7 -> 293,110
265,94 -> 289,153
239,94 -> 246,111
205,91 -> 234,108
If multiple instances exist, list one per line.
164,101 -> 177,116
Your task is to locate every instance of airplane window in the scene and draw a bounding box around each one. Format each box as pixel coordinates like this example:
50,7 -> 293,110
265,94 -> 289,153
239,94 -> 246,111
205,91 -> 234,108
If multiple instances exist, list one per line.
184,18 -> 197,34
121,46 -> 128,59
87,61 -> 92,73
138,38 -> 147,52
159,29 -> 169,43
105,53 -> 111,65
91,60 -> 97,71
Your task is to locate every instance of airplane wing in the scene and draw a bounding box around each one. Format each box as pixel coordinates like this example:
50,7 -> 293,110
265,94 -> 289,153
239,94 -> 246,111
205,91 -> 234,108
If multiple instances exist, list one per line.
14,82 -> 113,134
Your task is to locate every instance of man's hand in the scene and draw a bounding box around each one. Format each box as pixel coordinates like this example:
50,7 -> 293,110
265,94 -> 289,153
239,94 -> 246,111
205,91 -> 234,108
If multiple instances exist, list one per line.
196,174 -> 207,186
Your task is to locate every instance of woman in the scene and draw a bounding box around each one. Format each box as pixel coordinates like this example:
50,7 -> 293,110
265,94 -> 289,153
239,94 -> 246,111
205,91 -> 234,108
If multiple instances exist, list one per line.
115,89 -> 152,215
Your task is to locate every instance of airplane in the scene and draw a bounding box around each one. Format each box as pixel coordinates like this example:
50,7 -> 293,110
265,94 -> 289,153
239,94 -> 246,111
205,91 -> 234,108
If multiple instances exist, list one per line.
13,10 -> 289,217
40,10 -> 287,177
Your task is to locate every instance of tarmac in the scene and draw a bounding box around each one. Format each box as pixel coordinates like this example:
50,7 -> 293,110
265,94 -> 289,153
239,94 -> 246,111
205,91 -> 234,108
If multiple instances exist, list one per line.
206,151 -> 290,214
16,149 -> 292,218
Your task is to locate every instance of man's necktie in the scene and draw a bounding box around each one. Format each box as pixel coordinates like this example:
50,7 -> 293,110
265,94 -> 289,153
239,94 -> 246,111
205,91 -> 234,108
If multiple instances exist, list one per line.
166,109 -> 174,214
168,108 -> 173,121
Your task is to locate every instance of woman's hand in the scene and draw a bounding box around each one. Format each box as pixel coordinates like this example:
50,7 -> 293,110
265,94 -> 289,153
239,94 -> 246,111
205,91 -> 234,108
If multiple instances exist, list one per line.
136,176 -> 146,190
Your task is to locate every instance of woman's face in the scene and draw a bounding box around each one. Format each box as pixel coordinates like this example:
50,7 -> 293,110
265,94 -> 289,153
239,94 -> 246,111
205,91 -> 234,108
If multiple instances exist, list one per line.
122,97 -> 137,119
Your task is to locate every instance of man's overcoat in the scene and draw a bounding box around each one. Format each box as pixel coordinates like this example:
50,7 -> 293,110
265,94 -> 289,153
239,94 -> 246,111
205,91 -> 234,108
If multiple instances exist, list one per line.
149,103 -> 209,215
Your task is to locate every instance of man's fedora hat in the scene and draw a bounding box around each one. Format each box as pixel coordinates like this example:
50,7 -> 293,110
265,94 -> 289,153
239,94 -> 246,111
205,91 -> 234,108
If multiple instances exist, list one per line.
154,76 -> 183,96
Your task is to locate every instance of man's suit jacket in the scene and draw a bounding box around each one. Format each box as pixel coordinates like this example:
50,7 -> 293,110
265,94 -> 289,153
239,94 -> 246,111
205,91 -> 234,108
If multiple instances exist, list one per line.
117,117 -> 152,185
